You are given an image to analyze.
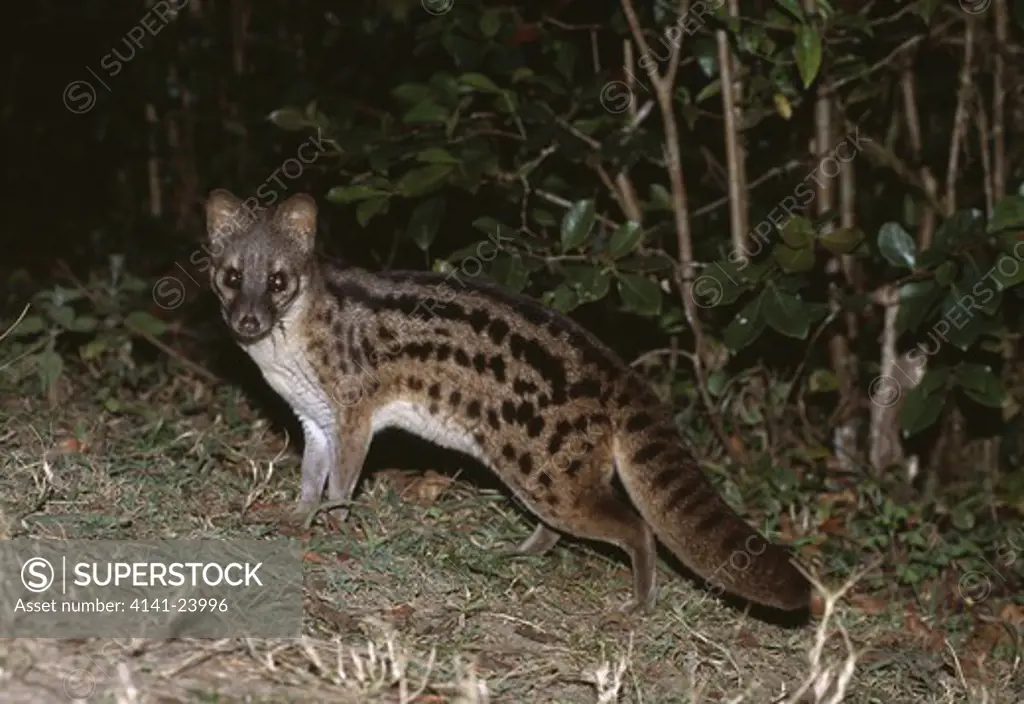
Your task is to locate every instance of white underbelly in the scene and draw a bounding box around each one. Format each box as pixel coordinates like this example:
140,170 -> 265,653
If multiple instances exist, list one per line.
370,400 -> 491,467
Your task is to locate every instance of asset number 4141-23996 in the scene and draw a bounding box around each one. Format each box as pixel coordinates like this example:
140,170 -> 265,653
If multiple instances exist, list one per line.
129,598 -> 228,612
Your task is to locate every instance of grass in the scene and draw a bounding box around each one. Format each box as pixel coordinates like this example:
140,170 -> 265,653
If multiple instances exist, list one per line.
0,331 -> 1021,702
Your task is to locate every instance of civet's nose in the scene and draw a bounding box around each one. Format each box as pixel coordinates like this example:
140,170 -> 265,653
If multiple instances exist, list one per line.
238,315 -> 261,336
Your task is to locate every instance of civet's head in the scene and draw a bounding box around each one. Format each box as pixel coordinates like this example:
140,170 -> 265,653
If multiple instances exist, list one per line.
205,190 -> 318,344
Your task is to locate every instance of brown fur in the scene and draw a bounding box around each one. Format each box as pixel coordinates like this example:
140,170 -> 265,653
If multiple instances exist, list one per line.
205,190 -> 812,613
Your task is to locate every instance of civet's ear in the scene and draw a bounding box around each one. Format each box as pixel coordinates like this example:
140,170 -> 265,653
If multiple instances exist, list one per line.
274,193 -> 318,253
206,189 -> 246,248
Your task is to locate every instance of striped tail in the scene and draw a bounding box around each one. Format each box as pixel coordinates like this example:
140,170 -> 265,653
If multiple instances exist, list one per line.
613,419 -> 810,611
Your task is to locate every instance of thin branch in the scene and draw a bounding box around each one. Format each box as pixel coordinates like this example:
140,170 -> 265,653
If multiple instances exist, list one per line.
945,15 -> 976,215
692,159 -> 802,218
620,0 -> 741,464
900,58 -> 939,249
827,32 -> 933,94
993,0 -> 1008,200
0,303 -> 31,345
977,101 -> 994,219
717,0 -> 748,259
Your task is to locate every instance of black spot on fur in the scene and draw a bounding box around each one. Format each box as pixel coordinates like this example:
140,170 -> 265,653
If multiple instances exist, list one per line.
501,400 -> 517,424
568,379 -> 602,399
633,443 -> 667,464
526,417 -> 545,438
626,413 -> 654,432
469,309 -> 490,333
487,319 -> 510,345
472,353 -> 488,374
516,401 -> 535,426
490,356 -> 506,382
513,378 -> 538,395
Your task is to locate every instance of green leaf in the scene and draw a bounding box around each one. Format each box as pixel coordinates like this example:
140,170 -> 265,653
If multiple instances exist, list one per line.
818,227 -> 864,255
608,221 -> 644,258
562,264 -> 611,303
326,185 -> 391,204
545,285 -> 581,313
397,164 -> 454,198
125,311 -> 168,336
763,287 -> 813,339
989,253 -> 1024,291
80,338 -> 107,361
877,222 -> 917,268
459,73 -> 501,93
723,295 -> 767,349
951,504 -> 975,532
935,261 -> 956,286
919,366 -> 954,396
560,199 -> 596,252
391,83 -> 432,104
914,0 -> 940,23
807,368 -> 840,393
11,315 -> 45,336
356,197 -> 389,227
416,147 -> 460,165
692,261 -> 745,308
779,215 -> 815,249
899,379 -> 946,437
989,194 -> 1024,235
956,364 -> 1006,409
406,197 -> 446,251
692,38 -> 719,78
471,217 -> 524,249
490,254 -> 530,293
37,348 -> 64,391
695,78 -> 722,103
267,108 -> 307,131
793,24 -> 822,89
915,247 -> 948,270
67,316 -> 98,333
402,100 -> 450,125
553,39 -> 577,80
935,209 -> 984,250
649,184 -> 673,211
895,281 -> 940,334
775,0 -> 805,20
938,287 -> 984,350
49,305 -> 74,329
617,253 -> 677,273
773,243 -> 815,273
479,8 -> 502,38
531,208 -> 557,227
617,274 -> 663,317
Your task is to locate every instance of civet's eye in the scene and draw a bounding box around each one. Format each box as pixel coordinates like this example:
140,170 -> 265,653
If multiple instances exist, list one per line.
224,268 -> 242,289
268,272 -> 288,293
